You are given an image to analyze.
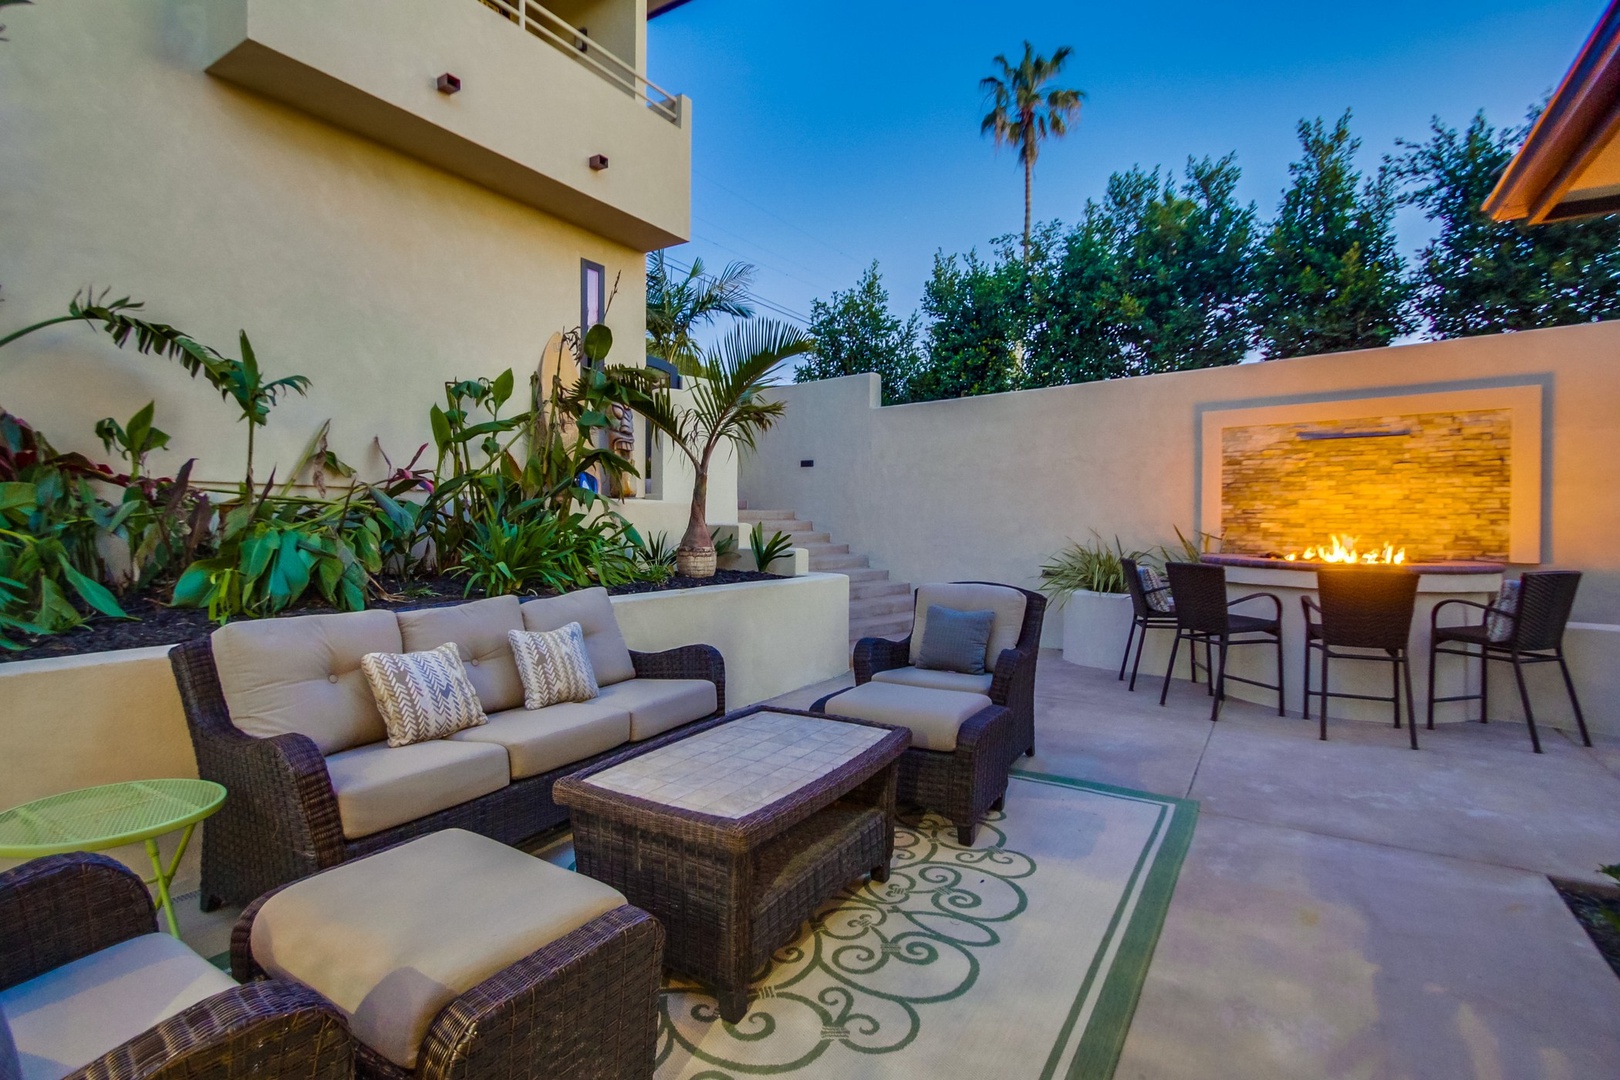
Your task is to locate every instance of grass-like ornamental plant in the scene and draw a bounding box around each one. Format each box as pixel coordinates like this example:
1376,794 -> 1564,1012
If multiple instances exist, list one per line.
749,522 -> 794,573
1039,534 -> 1145,597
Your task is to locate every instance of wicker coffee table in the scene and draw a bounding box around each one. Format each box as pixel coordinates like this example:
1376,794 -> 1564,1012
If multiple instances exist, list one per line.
554,705 -> 909,1023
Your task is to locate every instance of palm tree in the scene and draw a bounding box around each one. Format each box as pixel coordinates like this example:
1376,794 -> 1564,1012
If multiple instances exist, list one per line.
645,251 -> 756,377
980,42 -> 1086,260
627,318 -> 812,577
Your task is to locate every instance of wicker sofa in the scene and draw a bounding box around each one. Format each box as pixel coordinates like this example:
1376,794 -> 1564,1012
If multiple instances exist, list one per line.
852,581 -> 1047,760
171,588 -> 725,909
0,852 -> 351,1080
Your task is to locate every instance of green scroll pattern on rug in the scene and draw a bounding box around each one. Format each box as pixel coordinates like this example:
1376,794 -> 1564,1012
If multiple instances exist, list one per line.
656,811 -> 1036,1077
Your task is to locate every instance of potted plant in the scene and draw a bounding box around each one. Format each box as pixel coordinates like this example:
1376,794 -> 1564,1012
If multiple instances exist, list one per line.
629,320 -> 811,578
1039,534 -> 1143,670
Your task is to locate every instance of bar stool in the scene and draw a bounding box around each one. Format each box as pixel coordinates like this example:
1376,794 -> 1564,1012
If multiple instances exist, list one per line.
1120,557 -> 1185,692
1428,570 -> 1590,754
1160,562 -> 1284,723
1302,568 -> 1420,749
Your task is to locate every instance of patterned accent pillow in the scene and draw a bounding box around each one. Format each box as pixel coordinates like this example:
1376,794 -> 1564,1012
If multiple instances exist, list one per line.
509,623 -> 600,709
1138,566 -> 1175,613
915,605 -> 996,675
361,643 -> 488,748
1486,579 -> 1521,643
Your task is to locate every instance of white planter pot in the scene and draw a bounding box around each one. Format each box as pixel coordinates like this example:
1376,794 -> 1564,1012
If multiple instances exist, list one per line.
1059,590 -> 1133,671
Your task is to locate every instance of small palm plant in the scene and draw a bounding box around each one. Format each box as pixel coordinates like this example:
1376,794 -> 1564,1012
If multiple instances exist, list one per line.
645,252 -> 756,377
628,319 -> 812,578
981,42 -> 1086,261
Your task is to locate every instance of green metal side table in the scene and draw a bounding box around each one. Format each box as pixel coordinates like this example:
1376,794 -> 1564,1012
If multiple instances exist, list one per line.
0,778 -> 226,937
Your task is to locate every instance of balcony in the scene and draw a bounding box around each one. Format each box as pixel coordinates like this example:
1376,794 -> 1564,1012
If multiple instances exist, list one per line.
203,0 -> 691,251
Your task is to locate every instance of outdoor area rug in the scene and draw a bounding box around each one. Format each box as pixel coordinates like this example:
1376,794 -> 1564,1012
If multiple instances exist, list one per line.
543,771 -> 1196,1080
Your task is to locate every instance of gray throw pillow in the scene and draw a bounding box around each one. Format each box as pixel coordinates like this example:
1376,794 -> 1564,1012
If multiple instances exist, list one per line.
916,604 -> 996,675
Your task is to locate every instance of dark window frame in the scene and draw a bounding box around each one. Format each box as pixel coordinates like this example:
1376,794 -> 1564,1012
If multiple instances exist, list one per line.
580,258 -> 606,336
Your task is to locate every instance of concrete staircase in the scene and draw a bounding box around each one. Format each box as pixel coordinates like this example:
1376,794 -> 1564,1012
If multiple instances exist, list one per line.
737,507 -> 912,643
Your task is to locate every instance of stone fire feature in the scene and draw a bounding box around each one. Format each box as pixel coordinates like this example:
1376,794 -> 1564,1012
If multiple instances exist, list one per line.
1221,410 -> 1512,562
1198,384 -> 1543,564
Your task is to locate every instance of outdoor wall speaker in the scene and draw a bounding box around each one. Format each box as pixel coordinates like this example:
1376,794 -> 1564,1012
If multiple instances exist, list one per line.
436,73 -> 462,95
589,154 -> 610,171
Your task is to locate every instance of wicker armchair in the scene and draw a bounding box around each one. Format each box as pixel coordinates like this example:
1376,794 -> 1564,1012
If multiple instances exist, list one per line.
171,636 -> 725,910
853,581 -> 1046,761
0,853 -> 351,1080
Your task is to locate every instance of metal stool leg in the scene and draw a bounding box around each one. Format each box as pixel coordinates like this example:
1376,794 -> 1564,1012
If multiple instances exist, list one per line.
1403,651 -> 1418,750
1511,652 -> 1542,753
1160,630 -> 1183,707
1275,631 -> 1286,716
1426,637 -> 1439,729
1557,652 -> 1593,747
1118,619 -> 1137,681
1390,651 -> 1402,729
1302,640 -> 1312,722
1318,649 -> 1330,741
1210,639 -> 1228,723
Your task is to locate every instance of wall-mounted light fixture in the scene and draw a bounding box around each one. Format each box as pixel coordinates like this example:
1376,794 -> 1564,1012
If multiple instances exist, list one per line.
436,73 -> 462,95
588,154 -> 610,171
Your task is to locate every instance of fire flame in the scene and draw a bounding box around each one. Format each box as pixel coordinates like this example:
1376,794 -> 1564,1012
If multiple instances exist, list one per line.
1282,535 -> 1406,565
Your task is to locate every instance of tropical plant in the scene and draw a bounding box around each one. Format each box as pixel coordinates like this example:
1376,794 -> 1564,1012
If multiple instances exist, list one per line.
645,251 -> 756,377
172,481 -> 384,623
980,41 -> 1086,260
627,319 -> 812,577
712,527 -> 738,561
748,522 -> 794,573
1600,864 -> 1620,934
632,529 -> 676,582
1250,113 -> 1414,359
1038,534 -> 1145,597
452,503 -> 642,597
94,402 -> 169,481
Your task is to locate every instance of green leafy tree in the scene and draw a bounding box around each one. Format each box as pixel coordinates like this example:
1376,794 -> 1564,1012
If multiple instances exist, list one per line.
1252,112 -> 1413,359
1029,156 -> 1256,384
797,262 -> 922,404
1394,111 -> 1620,337
980,41 -> 1086,260
645,251 -> 755,376
913,249 -> 1025,401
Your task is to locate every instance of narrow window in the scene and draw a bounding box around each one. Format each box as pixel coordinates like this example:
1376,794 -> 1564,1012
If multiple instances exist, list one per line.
580,258 -> 605,336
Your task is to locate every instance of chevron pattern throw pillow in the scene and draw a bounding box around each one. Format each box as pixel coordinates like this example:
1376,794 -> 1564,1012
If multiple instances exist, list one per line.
510,623 -> 600,709
361,642 -> 488,747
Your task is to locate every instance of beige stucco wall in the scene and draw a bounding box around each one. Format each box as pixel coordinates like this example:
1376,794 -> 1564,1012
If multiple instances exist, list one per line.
0,575 -> 848,889
740,321 -> 1620,733
0,0 -> 653,491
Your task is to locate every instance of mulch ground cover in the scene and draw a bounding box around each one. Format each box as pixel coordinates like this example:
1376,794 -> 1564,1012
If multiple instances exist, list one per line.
1554,878 -> 1620,981
1,569 -> 781,665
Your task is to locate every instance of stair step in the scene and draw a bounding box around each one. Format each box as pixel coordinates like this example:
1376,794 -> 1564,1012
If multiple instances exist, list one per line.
782,530 -> 829,545
812,553 -> 871,571
850,580 -> 910,600
801,542 -> 850,557
850,594 -> 913,618
850,614 -> 912,641
739,509 -> 796,521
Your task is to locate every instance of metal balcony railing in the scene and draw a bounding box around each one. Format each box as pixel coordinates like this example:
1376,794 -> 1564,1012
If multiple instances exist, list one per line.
475,0 -> 681,124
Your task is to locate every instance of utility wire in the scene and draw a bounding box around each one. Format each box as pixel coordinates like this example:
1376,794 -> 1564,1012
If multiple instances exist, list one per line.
694,168 -> 866,269
660,253 -> 813,325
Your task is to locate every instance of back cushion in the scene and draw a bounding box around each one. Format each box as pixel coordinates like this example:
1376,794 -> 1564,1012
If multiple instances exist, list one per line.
213,609 -> 402,754
909,583 -> 1027,672
520,588 -> 636,686
397,596 -> 524,713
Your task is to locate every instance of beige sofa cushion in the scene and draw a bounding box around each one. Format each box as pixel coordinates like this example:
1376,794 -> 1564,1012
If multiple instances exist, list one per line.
821,682 -> 992,752
397,596 -> 525,712
872,666 -> 995,695
213,609 -> 401,754
520,588 -> 635,686
450,702 -> 630,779
0,933 -> 236,1080
250,829 -> 628,1069
908,584 -> 1027,674
323,739 -> 509,839
595,677 -> 717,741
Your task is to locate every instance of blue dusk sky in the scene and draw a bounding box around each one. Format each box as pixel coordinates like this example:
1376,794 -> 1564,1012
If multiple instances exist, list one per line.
647,0 -> 1603,333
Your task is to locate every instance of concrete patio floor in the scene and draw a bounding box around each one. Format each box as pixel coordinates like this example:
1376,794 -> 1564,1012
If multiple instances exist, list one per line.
775,651 -> 1620,1080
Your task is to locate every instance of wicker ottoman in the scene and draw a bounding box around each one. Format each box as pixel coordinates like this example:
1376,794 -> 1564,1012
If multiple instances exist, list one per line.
811,682 -> 1016,845
232,829 -> 664,1080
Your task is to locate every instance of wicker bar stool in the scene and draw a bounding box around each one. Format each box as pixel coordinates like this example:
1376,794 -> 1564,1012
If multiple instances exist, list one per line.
1119,558 -> 1187,692
1428,570 -> 1591,754
1159,562 -> 1284,723
1302,568 -> 1420,749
